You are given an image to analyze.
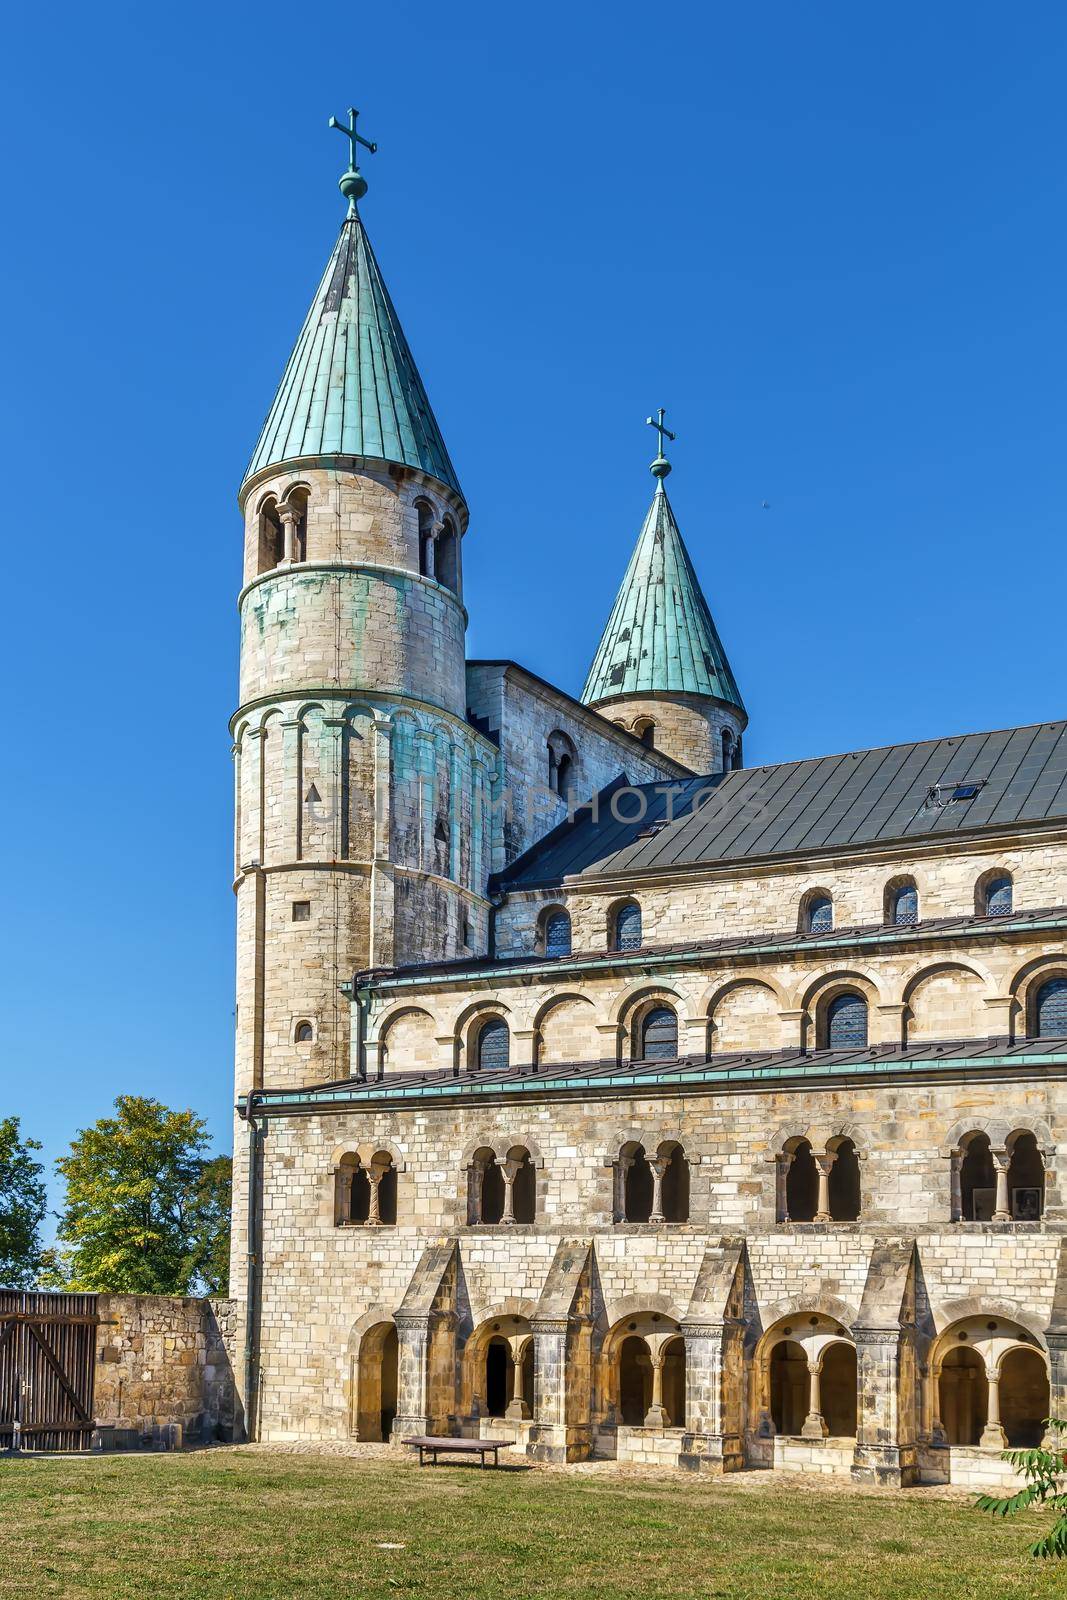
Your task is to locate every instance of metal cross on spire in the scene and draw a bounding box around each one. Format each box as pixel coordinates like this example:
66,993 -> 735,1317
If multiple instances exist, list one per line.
329,106 -> 378,215
646,407 -> 676,480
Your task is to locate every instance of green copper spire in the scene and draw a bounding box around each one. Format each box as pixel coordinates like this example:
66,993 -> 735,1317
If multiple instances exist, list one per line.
581,425 -> 744,711
242,114 -> 461,498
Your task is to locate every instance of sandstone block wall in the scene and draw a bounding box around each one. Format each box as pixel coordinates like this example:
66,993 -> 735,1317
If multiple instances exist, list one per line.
587,691 -> 745,775
93,1295 -> 239,1446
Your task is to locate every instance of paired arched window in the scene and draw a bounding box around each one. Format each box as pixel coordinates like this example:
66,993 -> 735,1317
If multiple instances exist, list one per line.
806,895 -> 833,934
619,1141 -> 690,1222
780,1136 -> 861,1222
1034,977 -> 1067,1038
477,1017 -> 510,1072
983,874 -> 1013,917
640,1006 -> 678,1061
613,901 -> 642,951
826,992 -> 868,1049
890,882 -> 919,927
335,1152 -> 398,1226
468,1145 -> 535,1224
543,908 -> 571,958
955,1130 -> 1045,1220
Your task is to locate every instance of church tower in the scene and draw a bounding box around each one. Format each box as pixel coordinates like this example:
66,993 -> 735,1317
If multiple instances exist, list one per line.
232,114 -> 496,1099
581,414 -> 746,774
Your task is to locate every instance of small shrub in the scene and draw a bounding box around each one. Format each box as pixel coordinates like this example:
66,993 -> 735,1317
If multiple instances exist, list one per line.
976,1418 -> 1067,1559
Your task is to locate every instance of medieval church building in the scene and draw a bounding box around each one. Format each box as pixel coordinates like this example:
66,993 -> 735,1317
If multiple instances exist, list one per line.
231,116 -> 1067,1487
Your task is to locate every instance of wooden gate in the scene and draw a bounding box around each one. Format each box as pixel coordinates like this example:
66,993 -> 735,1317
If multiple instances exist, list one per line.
0,1291 -> 99,1452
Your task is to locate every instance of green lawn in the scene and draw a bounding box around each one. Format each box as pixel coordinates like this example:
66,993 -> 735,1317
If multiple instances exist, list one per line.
0,1448 -> 1061,1600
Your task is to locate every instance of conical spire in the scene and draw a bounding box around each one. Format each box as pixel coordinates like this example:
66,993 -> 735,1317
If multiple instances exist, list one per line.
581,479 -> 744,710
243,211 -> 462,497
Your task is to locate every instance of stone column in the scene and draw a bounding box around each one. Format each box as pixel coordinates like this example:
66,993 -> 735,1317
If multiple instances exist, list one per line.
801,1361 -> 828,1438
776,1151 -> 794,1222
981,1365 -> 1007,1450
649,1156 -> 670,1224
615,1152 -> 634,1222
367,1170 -> 382,1227
505,1337 -> 531,1421
991,1149 -> 1012,1223
526,1319 -> 591,1463
949,1152 -> 963,1224
467,1160 -> 484,1225
501,1158 -> 519,1225
928,1360 -> 947,1446
1044,1334 -> 1067,1447
392,1316 -> 432,1439
813,1152 -> 837,1223
277,501 -> 300,563
335,1165 -> 353,1224
643,1350 -> 670,1428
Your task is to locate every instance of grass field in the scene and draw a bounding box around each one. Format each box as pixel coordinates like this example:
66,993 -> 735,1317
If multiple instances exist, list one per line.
0,1447 -> 1061,1600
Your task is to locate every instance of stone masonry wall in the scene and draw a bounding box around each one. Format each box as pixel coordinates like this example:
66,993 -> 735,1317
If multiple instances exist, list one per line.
93,1295 -> 239,1446
589,692 -> 745,775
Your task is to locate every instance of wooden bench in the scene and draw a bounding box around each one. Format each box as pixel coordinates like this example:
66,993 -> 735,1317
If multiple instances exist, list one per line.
404,1434 -> 512,1468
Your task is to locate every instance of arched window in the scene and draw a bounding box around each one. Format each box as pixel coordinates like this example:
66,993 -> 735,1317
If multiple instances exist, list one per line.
984,875 -> 1013,917
509,1147 -> 536,1223
633,718 -> 655,749
477,1017 -> 510,1072
435,518 -> 459,592
958,1132 -> 995,1220
890,883 -> 919,927
613,901 -> 642,951
640,1006 -> 678,1061
294,1020 -> 314,1043
827,1138 -> 861,1221
474,1150 -> 505,1224
373,1154 -> 398,1225
721,729 -> 734,771
1034,978 -> 1067,1038
1007,1132 -> 1045,1219
543,909 -> 571,958
283,487 -> 309,562
806,895 -> 833,934
826,992 -> 868,1049
660,1142 -> 690,1222
784,1139 -> 817,1222
257,495 -> 283,573
622,1145 -> 653,1222
416,500 -> 435,578
547,731 -> 576,798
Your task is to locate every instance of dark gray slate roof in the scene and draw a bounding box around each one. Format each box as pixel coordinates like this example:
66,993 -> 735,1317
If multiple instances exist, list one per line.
499,720 -> 1067,888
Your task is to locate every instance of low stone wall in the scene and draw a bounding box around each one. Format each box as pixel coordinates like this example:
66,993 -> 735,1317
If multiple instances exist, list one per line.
93,1295 -> 240,1449
773,1436 -> 854,1477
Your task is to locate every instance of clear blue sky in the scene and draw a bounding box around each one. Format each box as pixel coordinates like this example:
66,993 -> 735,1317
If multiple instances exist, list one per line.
3,0 -> 1065,1211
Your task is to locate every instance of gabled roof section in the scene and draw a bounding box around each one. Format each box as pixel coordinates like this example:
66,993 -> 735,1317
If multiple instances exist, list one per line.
498,718 -> 1067,887
243,214 -> 462,498
581,484 -> 743,711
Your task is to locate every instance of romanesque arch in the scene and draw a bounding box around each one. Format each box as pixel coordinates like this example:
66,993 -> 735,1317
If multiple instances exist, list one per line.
534,992 -> 599,1067
707,978 -> 783,1054
903,961 -> 989,1044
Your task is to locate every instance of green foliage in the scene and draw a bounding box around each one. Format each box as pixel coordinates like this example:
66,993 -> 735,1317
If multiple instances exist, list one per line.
45,1096 -> 230,1296
977,1418 -> 1067,1558
0,1116 -> 47,1289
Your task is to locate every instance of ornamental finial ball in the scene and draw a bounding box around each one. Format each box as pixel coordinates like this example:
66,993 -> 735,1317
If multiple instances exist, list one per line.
339,169 -> 369,208
651,454 -> 672,480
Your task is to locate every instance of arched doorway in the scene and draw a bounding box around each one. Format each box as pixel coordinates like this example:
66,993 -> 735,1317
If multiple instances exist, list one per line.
939,1347 -> 988,1445
355,1322 -> 399,1442
770,1340 -> 808,1435
1000,1348 -> 1050,1447
619,1336 -> 652,1425
820,1343 -> 857,1435
661,1336 -> 686,1427
485,1336 -> 512,1418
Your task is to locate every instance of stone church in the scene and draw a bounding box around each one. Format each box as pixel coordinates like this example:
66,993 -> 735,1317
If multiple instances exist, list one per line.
230,119 -> 1067,1488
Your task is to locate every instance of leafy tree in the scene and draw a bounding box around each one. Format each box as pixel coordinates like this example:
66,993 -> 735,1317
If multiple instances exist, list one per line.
0,1117 -> 47,1288
47,1097 -> 230,1295
190,1153 -> 232,1296
977,1419 -> 1067,1558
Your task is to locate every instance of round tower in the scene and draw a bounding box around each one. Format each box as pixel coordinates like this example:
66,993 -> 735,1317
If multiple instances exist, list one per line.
232,121 -> 495,1100
581,416 -> 747,774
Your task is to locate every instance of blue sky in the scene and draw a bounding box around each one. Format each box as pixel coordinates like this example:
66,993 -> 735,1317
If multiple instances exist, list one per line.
2,0 -> 1065,1211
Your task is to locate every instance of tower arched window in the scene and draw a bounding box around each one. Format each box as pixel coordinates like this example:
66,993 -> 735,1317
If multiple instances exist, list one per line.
282,487 -> 309,563
477,1017 -> 510,1072
613,901 -> 642,951
257,496 -> 284,574
890,882 -> 919,926
984,875 -> 1013,917
826,992 -> 868,1049
1034,977 -> 1067,1038
633,718 -> 655,749
543,909 -> 571,958
416,500 -> 435,578
640,1006 -> 678,1061
806,895 -> 833,934
721,729 -> 734,771
435,518 -> 459,593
